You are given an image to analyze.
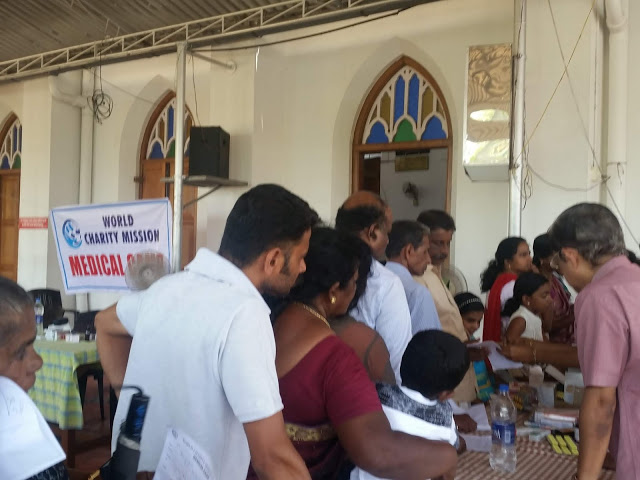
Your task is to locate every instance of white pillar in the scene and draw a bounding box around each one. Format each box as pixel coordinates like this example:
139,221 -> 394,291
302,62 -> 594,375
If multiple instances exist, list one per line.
604,0 -> 628,220
77,70 -> 95,311
509,0 -> 526,236
172,42 -> 187,273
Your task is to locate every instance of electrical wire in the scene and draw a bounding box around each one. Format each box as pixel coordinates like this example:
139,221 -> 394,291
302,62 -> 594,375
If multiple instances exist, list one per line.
544,0 -> 639,245
192,8 -> 408,53
84,8 -> 410,106
87,53 -> 113,123
513,0 -> 598,171
190,53 -> 201,127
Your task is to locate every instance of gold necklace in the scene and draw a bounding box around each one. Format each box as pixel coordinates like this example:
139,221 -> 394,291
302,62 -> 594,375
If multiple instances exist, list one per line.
296,302 -> 331,329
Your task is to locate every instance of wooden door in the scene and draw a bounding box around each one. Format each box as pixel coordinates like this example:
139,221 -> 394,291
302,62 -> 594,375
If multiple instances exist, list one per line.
140,158 -> 197,268
0,171 -> 20,280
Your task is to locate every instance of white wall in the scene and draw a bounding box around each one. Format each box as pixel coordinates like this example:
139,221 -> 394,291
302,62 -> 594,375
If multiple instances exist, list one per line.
380,149 -> 448,221
624,0 -> 640,254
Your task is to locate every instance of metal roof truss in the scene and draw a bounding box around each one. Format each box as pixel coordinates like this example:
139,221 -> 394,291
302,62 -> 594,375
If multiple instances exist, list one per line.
0,0 -> 427,83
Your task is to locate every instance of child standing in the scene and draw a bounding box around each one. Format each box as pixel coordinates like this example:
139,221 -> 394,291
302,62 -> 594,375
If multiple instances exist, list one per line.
503,272 -> 552,343
454,292 -> 493,402
454,292 -> 485,340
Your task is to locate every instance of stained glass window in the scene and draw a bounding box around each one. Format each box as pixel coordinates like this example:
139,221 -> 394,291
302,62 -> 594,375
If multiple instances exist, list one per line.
146,97 -> 193,159
0,116 -> 22,170
363,67 -> 448,144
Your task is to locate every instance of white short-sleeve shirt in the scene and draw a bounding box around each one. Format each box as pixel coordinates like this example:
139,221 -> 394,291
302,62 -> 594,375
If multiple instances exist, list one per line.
508,305 -> 544,341
113,248 -> 283,476
351,386 -> 457,480
349,260 -> 413,383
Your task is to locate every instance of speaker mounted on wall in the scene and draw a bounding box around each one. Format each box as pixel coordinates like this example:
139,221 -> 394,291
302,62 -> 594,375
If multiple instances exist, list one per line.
188,126 -> 230,179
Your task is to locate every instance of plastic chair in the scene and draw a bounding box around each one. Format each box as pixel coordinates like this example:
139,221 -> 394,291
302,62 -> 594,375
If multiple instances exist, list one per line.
28,289 -> 77,329
75,311 -> 105,420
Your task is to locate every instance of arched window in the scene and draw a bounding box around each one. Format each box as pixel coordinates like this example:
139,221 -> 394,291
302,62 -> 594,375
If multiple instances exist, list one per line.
139,92 -> 196,267
0,114 -> 22,170
145,96 -> 193,160
0,113 -> 22,280
352,56 -> 453,210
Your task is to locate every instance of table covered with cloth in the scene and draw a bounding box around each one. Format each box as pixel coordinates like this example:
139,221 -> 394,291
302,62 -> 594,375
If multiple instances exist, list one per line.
28,340 -> 99,429
455,435 -> 615,479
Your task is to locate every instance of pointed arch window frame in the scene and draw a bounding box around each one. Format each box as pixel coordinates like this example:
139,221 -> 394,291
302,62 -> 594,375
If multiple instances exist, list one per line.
0,113 -> 22,170
139,91 -> 194,198
142,93 -> 194,161
352,56 -> 453,211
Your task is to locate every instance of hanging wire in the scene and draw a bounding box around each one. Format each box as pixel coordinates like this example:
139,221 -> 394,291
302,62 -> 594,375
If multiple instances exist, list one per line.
190,52 -> 201,127
87,51 -> 113,124
544,0 -> 639,245
192,9 -> 407,53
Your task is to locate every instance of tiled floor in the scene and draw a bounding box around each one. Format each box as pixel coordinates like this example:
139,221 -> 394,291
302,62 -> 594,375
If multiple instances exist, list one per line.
52,376 -> 113,479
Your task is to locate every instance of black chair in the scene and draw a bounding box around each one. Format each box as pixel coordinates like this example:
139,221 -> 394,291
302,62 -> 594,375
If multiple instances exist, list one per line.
28,288 -> 77,329
75,310 -> 105,421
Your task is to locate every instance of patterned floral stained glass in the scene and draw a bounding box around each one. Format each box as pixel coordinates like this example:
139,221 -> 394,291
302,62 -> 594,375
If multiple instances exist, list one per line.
0,116 -> 22,170
363,66 -> 448,144
146,98 -> 193,159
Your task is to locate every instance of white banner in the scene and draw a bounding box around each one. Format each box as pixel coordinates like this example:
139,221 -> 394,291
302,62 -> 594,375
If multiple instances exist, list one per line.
50,199 -> 172,293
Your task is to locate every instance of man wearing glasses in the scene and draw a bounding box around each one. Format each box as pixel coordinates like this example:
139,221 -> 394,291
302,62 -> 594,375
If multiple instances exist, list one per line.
549,203 -> 640,480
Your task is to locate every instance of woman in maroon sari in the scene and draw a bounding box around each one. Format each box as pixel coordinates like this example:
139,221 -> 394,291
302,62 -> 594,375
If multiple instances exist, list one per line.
481,237 -> 533,342
533,234 -> 575,344
248,227 -> 456,480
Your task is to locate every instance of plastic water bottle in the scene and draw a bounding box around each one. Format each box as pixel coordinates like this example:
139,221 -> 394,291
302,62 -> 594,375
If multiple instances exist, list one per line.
490,384 -> 517,473
34,297 -> 45,338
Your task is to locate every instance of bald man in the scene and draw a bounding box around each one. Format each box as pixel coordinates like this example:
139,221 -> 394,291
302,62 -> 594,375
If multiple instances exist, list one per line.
335,192 -> 412,383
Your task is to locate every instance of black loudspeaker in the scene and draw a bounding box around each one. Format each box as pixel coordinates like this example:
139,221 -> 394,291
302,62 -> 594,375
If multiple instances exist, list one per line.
188,126 -> 230,178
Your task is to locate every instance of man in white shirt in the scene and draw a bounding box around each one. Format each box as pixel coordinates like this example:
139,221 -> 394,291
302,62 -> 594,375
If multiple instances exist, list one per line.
96,184 -> 318,479
335,191 -> 412,383
385,220 -> 441,334
352,330 -> 470,480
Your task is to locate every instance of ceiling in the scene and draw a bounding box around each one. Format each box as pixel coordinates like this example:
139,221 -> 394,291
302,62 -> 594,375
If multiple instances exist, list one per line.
0,0 -> 286,62
0,0 -> 425,62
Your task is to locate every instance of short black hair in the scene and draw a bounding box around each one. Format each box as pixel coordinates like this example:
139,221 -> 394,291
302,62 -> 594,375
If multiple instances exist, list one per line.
416,210 -> 456,232
219,184 -> 319,267
502,272 -> 549,317
454,292 -> 484,315
335,205 -> 386,236
548,203 -> 626,266
289,227 -> 372,308
0,276 -> 33,348
386,220 -> 429,259
401,330 -> 470,400
532,234 -> 553,267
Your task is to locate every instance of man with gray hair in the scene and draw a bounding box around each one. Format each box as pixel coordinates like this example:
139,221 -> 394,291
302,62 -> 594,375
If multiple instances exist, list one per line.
385,220 -> 441,334
549,203 -> 640,480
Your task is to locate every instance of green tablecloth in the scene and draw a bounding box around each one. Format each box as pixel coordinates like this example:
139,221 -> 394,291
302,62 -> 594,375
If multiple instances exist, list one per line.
28,340 -> 99,429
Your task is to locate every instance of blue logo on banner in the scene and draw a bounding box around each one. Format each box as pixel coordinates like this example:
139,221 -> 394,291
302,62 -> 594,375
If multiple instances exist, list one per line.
62,219 -> 82,248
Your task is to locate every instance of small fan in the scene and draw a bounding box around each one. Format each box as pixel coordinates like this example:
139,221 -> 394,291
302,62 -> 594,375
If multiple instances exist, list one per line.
440,265 -> 468,296
124,251 -> 170,291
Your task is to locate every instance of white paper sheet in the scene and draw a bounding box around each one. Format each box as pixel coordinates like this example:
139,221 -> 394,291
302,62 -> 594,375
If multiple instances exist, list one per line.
460,433 -> 492,452
0,377 -> 66,480
155,428 -> 215,480
466,403 -> 490,432
468,341 -> 523,370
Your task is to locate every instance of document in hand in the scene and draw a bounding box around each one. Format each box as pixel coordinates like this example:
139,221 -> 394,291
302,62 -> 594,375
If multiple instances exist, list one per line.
467,341 -> 523,370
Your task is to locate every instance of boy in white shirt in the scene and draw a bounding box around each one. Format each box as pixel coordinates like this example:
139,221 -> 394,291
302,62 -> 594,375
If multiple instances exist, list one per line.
352,330 -> 470,480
